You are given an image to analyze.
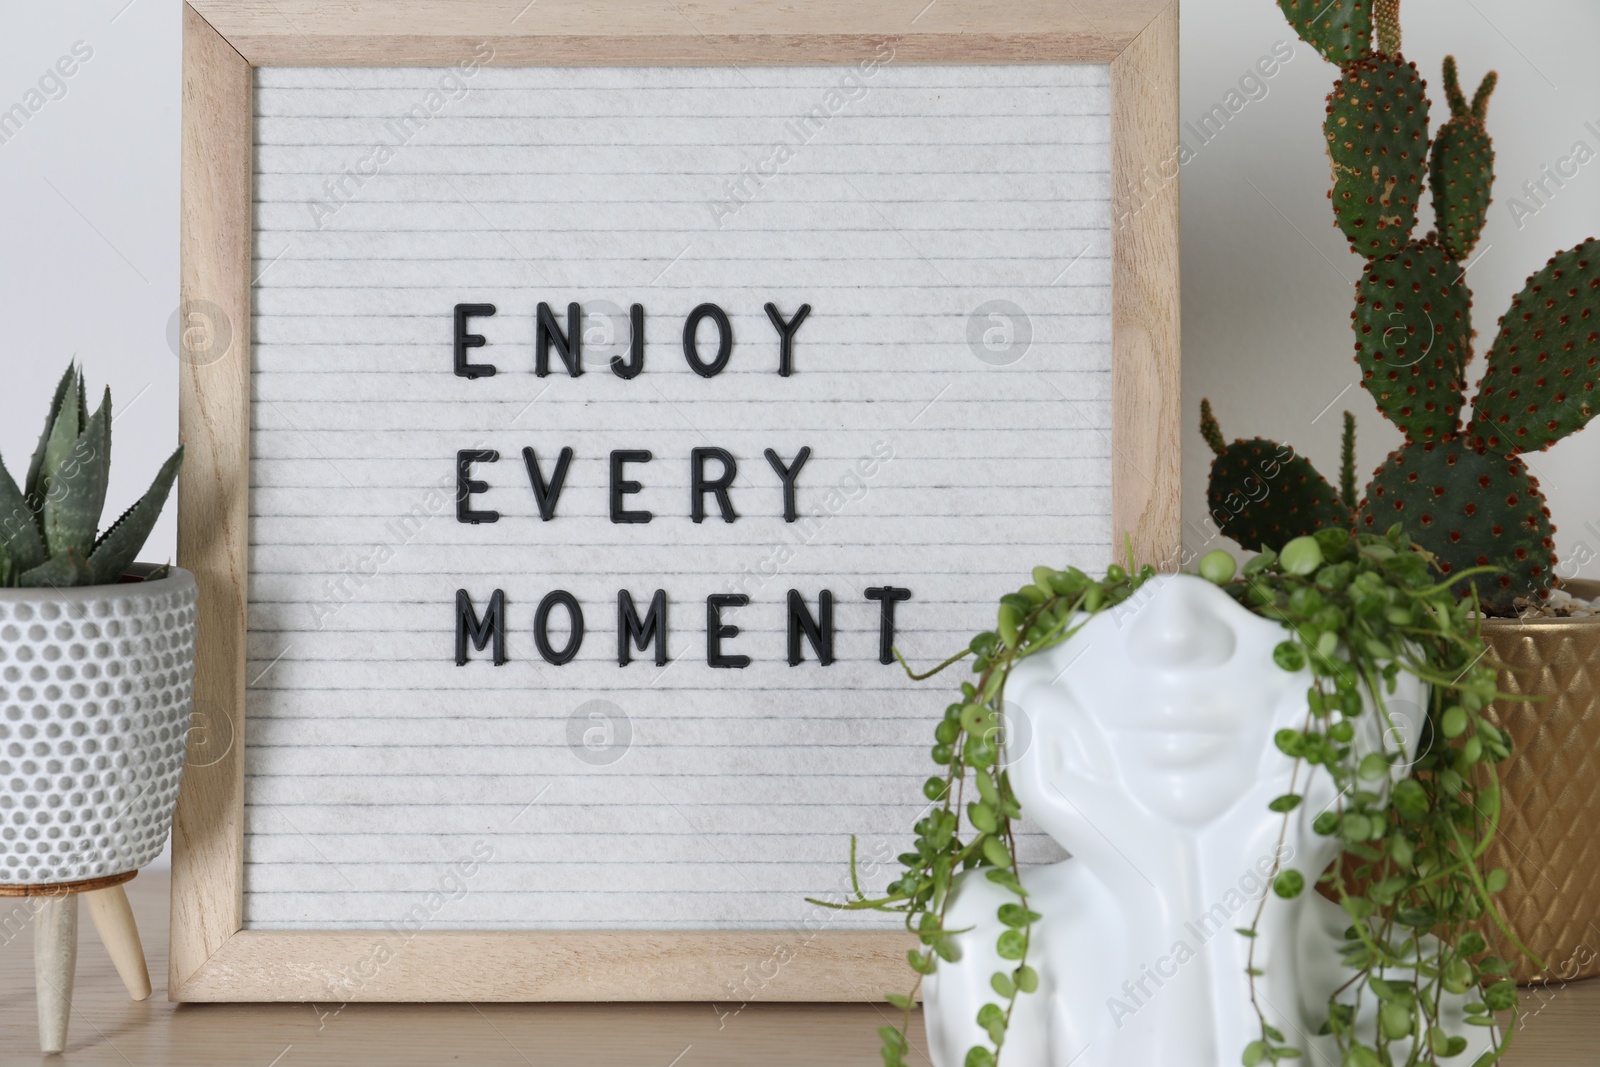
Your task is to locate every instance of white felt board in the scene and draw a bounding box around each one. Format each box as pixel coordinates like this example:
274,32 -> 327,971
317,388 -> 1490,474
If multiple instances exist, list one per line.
246,63 -> 1111,930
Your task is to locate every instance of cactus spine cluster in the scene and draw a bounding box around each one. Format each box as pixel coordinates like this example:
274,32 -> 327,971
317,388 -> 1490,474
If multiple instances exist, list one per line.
1210,1 -> 1600,614
0,363 -> 183,587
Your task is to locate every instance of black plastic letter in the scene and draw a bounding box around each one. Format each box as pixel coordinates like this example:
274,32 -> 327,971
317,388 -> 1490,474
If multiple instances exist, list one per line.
762,446 -> 811,523
864,586 -> 913,665
534,590 -> 584,665
610,449 -> 653,524
611,303 -> 645,380
456,588 -> 506,665
763,302 -> 811,377
618,589 -> 668,666
682,303 -> 732,378
691,447 -> 738,524
786,589 -> 835,666
454,303 -> 496,379
521,446 -> 573,521
536,301 -> 583,377
706,594 -> 750,668
456,449 -> 500,524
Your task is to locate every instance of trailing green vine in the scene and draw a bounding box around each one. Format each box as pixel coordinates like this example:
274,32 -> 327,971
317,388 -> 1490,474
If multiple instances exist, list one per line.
1227,528 -> 1530,1066
812,547 -> 1152,1067
818,526 -> 1529,1067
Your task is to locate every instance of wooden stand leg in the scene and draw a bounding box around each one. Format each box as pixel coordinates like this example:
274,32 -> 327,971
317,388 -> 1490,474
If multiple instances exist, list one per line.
83,885 -> 151,1001
33,894 -> 77,1054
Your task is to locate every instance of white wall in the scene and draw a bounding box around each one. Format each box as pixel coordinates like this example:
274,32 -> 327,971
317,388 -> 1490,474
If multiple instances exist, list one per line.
7,2 -> 1598,568
0,0 -> 180,564
3,0 -> 179,869
1181,0 -> 1600,574
6,1 -> 1596,580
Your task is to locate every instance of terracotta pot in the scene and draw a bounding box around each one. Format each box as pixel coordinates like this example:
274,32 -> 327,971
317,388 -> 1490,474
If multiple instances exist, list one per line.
1478,578 -> 1600,985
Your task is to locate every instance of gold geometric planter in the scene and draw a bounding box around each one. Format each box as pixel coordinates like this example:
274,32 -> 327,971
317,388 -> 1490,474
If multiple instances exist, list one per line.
1478,579 -> 1600,985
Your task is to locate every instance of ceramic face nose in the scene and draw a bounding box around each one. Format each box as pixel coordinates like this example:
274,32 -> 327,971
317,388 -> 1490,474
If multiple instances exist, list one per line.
1123,579 -> 1237,670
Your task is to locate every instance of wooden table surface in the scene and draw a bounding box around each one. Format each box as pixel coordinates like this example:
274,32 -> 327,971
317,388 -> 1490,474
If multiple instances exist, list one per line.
0,872 -> 1592,1065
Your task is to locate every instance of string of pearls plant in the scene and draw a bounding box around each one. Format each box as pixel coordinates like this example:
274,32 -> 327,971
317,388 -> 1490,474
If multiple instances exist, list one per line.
817,527 -> 1529,1067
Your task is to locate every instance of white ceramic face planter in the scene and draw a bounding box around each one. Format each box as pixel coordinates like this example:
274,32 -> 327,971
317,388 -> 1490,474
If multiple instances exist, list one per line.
923,574 -> 1495,1067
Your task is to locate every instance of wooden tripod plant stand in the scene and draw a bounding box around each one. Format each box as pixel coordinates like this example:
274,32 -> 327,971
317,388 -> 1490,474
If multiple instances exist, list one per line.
5,872 -> 152,1054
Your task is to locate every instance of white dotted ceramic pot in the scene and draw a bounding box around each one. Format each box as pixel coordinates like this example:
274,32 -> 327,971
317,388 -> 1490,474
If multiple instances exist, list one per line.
0,565 -> 198,886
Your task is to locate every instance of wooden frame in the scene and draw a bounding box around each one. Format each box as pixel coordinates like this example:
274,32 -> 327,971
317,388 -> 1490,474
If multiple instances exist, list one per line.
174,0 -> 1179,1002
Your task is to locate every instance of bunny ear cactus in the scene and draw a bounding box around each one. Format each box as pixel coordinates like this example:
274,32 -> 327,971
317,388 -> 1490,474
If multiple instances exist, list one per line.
1470,240 -> 1600,452
0,363 -> 183,588
1325,54 -> 1430,256
1276,0 -> 1372,65
1372,0 -> 1402,54
1204,0 -> 1600,616
1430,56 -> 1497,261
1353,243 -> 1600,611
1351,238 -> 1471,437
1201,400 -> 1353,552
1361,441 -> 1554,612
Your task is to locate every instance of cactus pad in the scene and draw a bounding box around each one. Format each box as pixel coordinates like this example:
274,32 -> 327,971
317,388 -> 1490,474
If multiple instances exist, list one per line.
1429,57 -> 1497,261
1441,54 -> 1468,116
1373,0 -> 1402,54
1202,401 -> 1352,552
1470,239 -> 1600,453
1362,439 -> 1554,613
1325,55 -> 1431,256
1351,239 -> 1470,440
1276,0 -> 1373,65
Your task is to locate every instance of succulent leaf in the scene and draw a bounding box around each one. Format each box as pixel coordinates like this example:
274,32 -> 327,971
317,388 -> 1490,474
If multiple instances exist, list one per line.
0,456 -> 46,576
1207,431 -> 1353,553
17,548 -> 95,589
39,375 -> 83,519
87,445 -> 183,585
42,389 -> 111,559
1324,55 -> 1431,256
25,362 -> 78,514
1429,58 -> 1496,261
1361,439 -> 1554,612
1470,239 -> 1600,453
9,367 -> 182,588
1276,0 -> 1373,66
1351,239 -> 1471,440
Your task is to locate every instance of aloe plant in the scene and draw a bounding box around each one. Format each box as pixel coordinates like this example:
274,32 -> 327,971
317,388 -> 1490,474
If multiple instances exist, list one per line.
0,363 -> 182,587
